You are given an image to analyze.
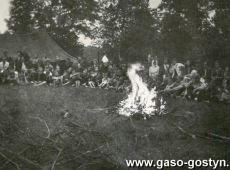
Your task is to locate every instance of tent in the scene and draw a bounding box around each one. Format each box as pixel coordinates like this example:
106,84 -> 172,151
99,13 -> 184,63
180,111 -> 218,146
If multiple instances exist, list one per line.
0,31 -> 76,61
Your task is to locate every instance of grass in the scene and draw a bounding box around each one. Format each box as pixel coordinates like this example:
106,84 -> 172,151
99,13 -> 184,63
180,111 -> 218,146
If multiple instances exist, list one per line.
0,86 -> 229,170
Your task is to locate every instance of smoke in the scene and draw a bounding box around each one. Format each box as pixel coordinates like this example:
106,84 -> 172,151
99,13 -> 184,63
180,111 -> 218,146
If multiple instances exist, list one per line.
118,63 -> 166,118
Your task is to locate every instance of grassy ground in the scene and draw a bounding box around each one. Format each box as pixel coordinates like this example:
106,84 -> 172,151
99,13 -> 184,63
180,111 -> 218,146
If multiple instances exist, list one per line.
0,86 -> 229,170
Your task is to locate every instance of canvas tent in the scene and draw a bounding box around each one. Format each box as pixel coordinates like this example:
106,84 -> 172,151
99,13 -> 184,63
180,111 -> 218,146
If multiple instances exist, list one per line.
0,31 -> 76,61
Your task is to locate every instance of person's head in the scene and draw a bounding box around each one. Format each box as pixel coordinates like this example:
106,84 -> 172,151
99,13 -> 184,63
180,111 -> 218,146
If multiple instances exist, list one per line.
224,66 -> 229,72
108,64 -> 113,70
55,64 -> 60,70
77,62 -> 81,68
94,66 -> 99,72
83,69 -> 88,74
186,60 -> 191,66
55,56 -> 60,61
121,63 -> 126,70
17,51 -> 22,58
190,70 -> 198,78
148,54 -> 151,59
77,56 -> 82,62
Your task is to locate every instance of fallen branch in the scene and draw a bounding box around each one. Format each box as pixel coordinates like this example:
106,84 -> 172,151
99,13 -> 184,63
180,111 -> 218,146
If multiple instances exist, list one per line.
0,151 -> 20,170
51,149 -> 63,170
176,126 -> 196,139
168,121 -> 224,142
207,133 -> 230,141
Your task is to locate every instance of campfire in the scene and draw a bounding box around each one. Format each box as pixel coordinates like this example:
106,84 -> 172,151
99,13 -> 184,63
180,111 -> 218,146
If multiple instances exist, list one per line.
118,63 -> 166,117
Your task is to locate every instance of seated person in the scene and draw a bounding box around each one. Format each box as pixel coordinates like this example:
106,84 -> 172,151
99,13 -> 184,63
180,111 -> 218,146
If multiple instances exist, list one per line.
18,60 -> 29,83
70,68 -> 81,87
187,76 -> 208,101
27,66 -> 37,83
163,70 -> 198,97
222,66 -> 230,89
88,73 -> 96,88
62,68 -> 71,84
44,62 -> 54,85
163,76 -> 185,94
200,61 -> 211,83
149,59 -> 159,82
7,65 -> 19,84
211,61 -> 223,87
220,84 -> 230,103
81,69 -> 89,87
219,66 -> 230,103
88,67 -> 100,88
158,74 -> 173,91
99,73 -> 110,88
36,64 -> 46,82
52,65 -> 63,85
0,57 -> 10,83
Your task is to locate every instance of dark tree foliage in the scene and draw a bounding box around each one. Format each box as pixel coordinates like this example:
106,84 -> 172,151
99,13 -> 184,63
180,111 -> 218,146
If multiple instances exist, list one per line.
6,0 -> 100,57
7,0 -> 35,33
6,0 -> 230,63
157,0 -> 211,61
207,0 -> 230,63
99,0 -> 157,63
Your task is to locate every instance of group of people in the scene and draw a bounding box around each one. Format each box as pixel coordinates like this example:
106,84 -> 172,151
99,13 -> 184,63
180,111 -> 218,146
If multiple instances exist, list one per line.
147,55 -> 230,103
0,50 -> 129,91
0,49 -> 229,103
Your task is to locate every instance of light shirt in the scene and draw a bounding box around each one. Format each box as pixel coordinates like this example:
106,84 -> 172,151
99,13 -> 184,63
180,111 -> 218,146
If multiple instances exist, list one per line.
175,63 -> 185,77
149,65 -> 159,78
0,61 -> 9,71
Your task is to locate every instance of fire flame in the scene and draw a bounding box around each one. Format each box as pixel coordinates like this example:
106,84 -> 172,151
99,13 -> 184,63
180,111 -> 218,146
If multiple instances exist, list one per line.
118,63 -> 166,117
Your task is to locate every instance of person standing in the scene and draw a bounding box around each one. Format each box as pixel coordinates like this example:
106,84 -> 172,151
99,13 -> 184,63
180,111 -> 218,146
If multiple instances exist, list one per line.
149,57 -> 160,83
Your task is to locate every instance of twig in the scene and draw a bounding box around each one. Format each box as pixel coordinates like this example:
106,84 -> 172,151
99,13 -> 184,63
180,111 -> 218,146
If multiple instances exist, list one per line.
176,126 -> 196,139
81,145 -> 104,156
0,146 -> 30,169
0,147 -> 43,170
0,152 -> 20,170
51,149 -> 63,170
207,133 -> 230,141
59,145 -> 105,165
29,117 -> 51,138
